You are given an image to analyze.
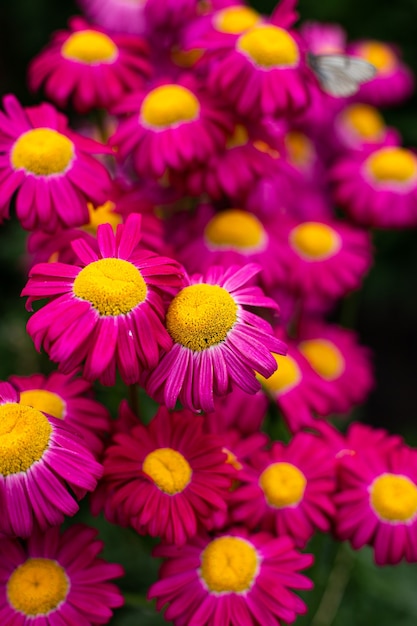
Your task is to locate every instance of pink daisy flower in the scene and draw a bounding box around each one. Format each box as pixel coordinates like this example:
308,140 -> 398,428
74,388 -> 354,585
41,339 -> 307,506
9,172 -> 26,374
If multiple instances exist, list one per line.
0,382 -> 102,538
78,0 -> 148,35
332,102 -> 399,154
0,95 -> 112,232
0,523 -> 124,623
331,142 -> 417,228
336,442 -> 417,564
28,17 -> 151,113
103,406 -> 234,545
9,371 -> 111,457
270,217 -> 373,304
111,76 -> 233,179
231,432 -> 336,547
149,527 -> 313,626
300,20 -> 347,55
22,214 -> 184,386
348,39 -> 414,107
145,264 -> 286,413
296,320 -> 375,417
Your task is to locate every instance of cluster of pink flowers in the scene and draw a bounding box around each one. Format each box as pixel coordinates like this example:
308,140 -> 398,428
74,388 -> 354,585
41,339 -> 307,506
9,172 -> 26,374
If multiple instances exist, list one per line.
0,0 -> 416,624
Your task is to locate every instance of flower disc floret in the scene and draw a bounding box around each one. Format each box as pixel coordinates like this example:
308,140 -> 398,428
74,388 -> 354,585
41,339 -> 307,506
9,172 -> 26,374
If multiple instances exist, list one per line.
141,85 -> 200,129
143,448 -> 192,495
11,129 -> 74,177
366,147 -> 417,184
260,462 -> 307,508
299,339 -> 345,380
342,104 -> 385,141
7,558 -> 69,617
73,258 -> 147,316
61,29 -> 118,64
214,6 -> 261,34
359,41 -> 396,74
290,222 -> 341,261
0,403 -> 51,475
370,473 -> 417,522
166,284 -> 238,351
200,536 -> 259,593
238,25 -> 299,68
258,353 -> 301,395
204,209 -> 265,251
20,389 -> 65,420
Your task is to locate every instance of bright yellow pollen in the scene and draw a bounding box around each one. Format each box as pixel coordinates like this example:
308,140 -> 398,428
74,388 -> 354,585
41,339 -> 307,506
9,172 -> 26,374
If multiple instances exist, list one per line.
226,124 -> 249,149
366,147 -> 417,184
260,462 -> 306,508
341,104 -> 385,140
166,284 -> 238,351
82,201 -> 122,236
370,474 -> 417,522
142,448 -> 192,494
299,339 -> 345,380
214,6 -> 261,34
73,258 -> 147,316
290,222 -> 341,261
204,209 -> 265,251
286,131 -> 314,169
140,85 -> 200,129
7,558 -> 69,616
238,25 -> 299,69
11,129 -> 74,177
200,536 -> 259,593
20,389 -> 65,420
358,41 -> 396,74
0,403 -> 52,476
61,30 -> 118,64
257,353 -> 301,395
223,447 -> 243,471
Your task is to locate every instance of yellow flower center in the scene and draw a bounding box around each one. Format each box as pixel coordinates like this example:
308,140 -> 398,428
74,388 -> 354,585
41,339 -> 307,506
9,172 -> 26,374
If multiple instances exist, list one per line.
166,284 -> 238,351
214,6 -> 261,34
290,222 -> 341,261
11,129 -> 74,177
142,448 -> 192,495
340,103 -> 385,141
7,558 -> 69,616
358,41 -> 396,74
61,30 -> 118,64
237,25 -> 299,69
20,389 -> 65,420
140,85 -> 200,129
204,209 -> 266,251
366,147 -> 417,184
260,462 -> 306,508
285,131 -> 314,169
299,339 -> 345,380
226,124 -> 249,149
82,201 -> 122,236
370,474 -> 417,522
73,258 -> 147,316
257,353 -> 301,395
0,403 -> 52,476
200,536 -> 259,593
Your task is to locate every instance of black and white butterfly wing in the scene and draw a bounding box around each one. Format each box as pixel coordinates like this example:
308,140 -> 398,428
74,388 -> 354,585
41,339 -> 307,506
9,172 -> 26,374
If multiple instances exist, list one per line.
308,53 -> 377,97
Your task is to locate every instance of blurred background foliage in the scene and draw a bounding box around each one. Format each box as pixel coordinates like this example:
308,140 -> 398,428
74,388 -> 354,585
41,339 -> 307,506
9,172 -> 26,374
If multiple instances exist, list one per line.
1,0 -> 417,625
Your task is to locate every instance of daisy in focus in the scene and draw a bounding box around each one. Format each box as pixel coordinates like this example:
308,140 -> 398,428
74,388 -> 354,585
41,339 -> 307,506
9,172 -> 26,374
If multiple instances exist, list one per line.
146,263 -> 286,413
0,523 -> 124,624
22,214 -> 184,386
0,95 -> 112,232
149,527 -> 313,626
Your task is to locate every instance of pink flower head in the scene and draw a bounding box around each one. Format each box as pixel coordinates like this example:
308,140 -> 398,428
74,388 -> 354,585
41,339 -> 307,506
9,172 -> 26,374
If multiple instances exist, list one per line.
9,371 -> 111,457
331,141 -> 417,228
300,20 -> 347,55
0,523 -> 124,623
230,432 -> 336,547
336,442 -> 417,564
332,102 -> 399,154
103,405 -> 234,545
78,0 -> 148,35
22,214 -> 184,386
111,76 -> 233,179
0,95 -> 112,232
29,17 -> 151,113
271,217 -> 373,304
145,264 -> 286,413
348,39 -> 414,107
296,319 -> 375,417
149,527 -> 313,626
0,382 -> 102,538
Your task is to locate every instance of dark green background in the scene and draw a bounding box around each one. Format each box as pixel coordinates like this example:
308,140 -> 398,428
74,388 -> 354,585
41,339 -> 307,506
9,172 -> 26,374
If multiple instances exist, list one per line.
1,1 -> 417,625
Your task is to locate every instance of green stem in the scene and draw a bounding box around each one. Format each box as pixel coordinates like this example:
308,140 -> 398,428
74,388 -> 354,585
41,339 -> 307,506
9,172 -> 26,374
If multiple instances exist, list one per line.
123,591 -> 151,608
310,544 -> 354,626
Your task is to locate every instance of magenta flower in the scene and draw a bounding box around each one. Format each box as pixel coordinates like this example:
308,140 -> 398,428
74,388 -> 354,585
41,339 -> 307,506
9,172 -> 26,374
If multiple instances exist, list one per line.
0,523 -> 124,623
22,214 -> 184,386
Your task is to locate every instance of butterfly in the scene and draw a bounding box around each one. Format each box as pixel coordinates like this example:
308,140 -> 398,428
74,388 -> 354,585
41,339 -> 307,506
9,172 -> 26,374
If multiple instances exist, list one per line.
307,53 -> 377,97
